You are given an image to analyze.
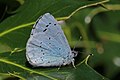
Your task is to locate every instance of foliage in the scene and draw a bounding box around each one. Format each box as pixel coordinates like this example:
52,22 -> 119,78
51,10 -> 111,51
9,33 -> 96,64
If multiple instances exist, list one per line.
0,0 -> 120,80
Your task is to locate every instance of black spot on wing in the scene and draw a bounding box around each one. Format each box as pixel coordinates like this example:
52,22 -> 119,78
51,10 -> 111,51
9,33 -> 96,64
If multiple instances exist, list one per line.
31,33 -> 33,35
41,59 -> 43,61
59,48 -> 61,50
63,57 -> 66,59
46,25 -> 49,27
33,15 -> 42,28
35,20 -> 39,25
43,29 -> 47,32
32,27 -> 35,29
38,15 -> 43,20
34,20 -> 39,28
43,53 -> 45,55
41,50 -> 43,52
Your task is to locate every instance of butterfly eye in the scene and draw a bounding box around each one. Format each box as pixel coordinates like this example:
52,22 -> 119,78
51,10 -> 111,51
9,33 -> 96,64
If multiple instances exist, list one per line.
49,23 -> 51,24
54,24 -> 56,25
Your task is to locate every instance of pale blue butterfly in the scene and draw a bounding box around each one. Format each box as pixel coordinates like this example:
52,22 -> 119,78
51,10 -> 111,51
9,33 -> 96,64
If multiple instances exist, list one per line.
26,13 -> 77,67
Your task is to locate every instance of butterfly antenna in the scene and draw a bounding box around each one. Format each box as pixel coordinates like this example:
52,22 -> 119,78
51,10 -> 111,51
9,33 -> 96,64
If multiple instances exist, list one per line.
73,36 -> 82,51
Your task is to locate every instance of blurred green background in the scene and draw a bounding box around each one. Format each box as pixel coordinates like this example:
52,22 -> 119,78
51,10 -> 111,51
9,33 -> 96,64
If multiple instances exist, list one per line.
0,0 -> 120,80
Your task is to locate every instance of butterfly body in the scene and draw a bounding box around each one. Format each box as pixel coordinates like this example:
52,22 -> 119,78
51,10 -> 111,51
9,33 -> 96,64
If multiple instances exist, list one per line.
26,13 -> 77,67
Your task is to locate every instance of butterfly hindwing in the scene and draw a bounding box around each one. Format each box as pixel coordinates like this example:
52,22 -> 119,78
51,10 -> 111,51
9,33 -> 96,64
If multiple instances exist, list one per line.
26,32 -> 72,66
26,13 -> 76,67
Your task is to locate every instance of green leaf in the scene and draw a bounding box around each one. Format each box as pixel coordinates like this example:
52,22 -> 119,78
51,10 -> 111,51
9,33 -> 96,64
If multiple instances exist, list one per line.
0,0 -> 110,80
88,10 -> 120,79
0,51 -> 109,80
0,0 -> 109,53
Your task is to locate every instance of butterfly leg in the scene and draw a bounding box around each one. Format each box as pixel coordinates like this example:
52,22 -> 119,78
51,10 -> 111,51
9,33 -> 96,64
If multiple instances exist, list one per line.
57,65 -> 61,71
71,59 -> 76,69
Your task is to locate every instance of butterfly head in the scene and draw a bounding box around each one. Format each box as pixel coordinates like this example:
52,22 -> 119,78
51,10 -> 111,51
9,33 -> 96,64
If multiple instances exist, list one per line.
72,50 -> 78,57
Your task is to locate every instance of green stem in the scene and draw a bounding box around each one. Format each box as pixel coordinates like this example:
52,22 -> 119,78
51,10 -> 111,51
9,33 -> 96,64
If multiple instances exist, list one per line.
85,4 -> 120,24
56,0 -> 109,20
0,22 -> 35,37
0,59 -> 57,80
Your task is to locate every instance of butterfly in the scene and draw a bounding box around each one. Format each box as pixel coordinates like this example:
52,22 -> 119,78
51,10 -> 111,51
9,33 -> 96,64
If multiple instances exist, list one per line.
26,13 -> 77,68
